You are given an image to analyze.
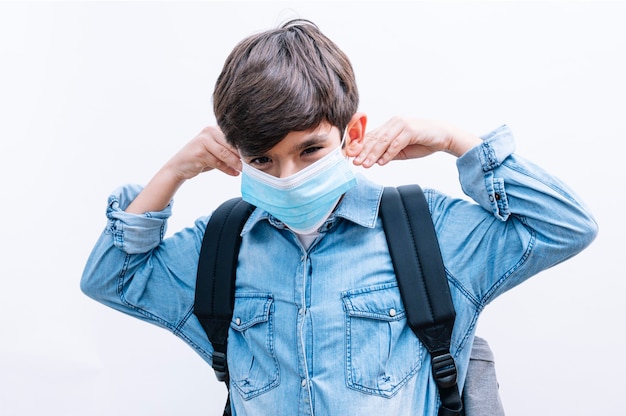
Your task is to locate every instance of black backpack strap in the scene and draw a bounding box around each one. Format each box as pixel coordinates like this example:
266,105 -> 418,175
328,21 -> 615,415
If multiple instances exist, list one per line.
380,185 -> 463,416
194,197 -> 254,416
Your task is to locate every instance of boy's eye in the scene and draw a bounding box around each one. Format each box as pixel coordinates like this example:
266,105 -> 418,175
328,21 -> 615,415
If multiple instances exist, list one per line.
249,156 -> 271,165
302,146 -> 322,156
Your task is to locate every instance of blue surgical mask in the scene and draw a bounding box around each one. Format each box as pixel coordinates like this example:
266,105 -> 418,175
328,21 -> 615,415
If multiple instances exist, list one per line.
240,134 -> 356,234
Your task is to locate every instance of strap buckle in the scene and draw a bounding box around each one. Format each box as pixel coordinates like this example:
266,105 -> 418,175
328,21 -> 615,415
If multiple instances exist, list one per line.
212,351 -> 229,382
431,353 -> 457,389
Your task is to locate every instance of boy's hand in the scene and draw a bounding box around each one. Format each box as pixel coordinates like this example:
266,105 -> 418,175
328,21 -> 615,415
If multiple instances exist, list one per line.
353,117 -> 481,168
165,126 -> 242,180
125,126 -> 241,214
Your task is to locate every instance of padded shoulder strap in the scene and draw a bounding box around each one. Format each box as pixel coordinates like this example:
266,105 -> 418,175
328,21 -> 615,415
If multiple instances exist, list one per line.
380,185 -> 463,416
194,197 -> 254,382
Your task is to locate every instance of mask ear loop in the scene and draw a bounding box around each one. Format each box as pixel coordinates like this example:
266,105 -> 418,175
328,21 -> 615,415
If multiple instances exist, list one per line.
340,126 -> 353,161
340,127 -> 348,148
338,127 -> 350,163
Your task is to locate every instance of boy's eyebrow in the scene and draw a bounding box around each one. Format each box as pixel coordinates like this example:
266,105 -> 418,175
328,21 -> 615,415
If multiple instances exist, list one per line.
291,134 -> 331,153
243,133 -> 332,158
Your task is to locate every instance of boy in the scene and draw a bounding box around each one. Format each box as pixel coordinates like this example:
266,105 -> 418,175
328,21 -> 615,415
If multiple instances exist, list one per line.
81,19 -> 597,415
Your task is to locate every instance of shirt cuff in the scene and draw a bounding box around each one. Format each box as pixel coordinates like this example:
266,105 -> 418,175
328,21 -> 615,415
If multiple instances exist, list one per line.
105,184 -> 173,254
456,125 -> 516,220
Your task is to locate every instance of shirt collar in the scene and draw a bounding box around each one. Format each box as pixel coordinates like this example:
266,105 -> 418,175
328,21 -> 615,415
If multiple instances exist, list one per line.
240,173 -> 384,236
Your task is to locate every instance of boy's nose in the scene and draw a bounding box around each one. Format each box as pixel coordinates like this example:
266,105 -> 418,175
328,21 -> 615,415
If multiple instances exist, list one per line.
277,161 -> 299,179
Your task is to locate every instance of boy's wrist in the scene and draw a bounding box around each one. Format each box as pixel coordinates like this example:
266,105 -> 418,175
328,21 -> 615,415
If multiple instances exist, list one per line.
125,167 -> 184,214
445,126 -> 482,158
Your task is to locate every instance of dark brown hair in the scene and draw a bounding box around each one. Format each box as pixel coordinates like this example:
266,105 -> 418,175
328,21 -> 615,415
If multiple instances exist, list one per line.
213,19 -> 359,156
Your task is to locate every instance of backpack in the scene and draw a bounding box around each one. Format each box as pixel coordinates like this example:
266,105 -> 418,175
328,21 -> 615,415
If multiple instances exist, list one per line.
194,185 -> 463,416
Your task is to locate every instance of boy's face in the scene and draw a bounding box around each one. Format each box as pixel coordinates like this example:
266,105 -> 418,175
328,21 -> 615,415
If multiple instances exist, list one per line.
241,122 -> 344,179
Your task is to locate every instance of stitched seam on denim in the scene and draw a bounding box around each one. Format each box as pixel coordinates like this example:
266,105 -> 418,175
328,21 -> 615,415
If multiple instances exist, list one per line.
344,316 -> 421,398
426,188 -> 497,362
425,189 -> 481,311
342,283 -> 422,398
482,218 -> 535,305
335,184 -> 383,228
230,297 -> 280,400
116,253 -> 179,331
493,178 -> 510,219
174,305 -> 194,336
481,141 -> 499,172
109,220 -> 125,251
455,310 -> 481,361
446,271 -> 480,310
169,306 -> 214,361
445,271 -> 484,362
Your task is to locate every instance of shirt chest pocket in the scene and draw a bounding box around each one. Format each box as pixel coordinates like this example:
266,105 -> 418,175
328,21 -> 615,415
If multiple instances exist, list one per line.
342,283 -> 424,398
228,293 -> 279,400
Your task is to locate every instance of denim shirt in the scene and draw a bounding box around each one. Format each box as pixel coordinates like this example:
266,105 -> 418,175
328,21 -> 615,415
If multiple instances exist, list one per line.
81,125 -> 597,416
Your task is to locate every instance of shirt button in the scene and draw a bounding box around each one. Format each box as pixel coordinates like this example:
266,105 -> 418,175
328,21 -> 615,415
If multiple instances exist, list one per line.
235,317 -> 241,325
389,308 -> 396,317
301,379 -> 307,387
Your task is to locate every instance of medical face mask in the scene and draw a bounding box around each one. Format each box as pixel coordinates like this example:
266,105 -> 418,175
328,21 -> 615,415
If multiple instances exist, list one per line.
240,134 -> 356,234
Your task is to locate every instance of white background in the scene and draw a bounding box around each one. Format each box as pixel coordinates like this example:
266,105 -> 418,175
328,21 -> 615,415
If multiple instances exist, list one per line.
1,1 -> 623,415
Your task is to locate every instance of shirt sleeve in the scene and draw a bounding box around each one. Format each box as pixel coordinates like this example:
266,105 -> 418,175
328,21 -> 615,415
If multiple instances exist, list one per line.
105,184 -> 172,254
80,184 -> 215,365
430,125 -> 598,305
456,125 -> 517,221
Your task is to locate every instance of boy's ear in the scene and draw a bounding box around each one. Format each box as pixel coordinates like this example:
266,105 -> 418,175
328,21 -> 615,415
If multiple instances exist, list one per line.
344,112 -> 367,157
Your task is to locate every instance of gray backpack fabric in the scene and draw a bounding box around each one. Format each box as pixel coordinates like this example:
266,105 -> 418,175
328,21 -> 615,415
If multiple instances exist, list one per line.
465,337 -> 506,415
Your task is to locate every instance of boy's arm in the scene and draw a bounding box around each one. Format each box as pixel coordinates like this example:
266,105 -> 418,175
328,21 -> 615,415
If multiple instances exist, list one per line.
80,125 -> 242,365
126,125 -> 241,214
357,118 -> 598,302
80,184 -> 215,361
449,125 -> 597,297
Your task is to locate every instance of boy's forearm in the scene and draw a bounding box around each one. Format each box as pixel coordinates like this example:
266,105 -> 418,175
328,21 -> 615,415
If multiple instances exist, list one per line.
125,165 -> 185,214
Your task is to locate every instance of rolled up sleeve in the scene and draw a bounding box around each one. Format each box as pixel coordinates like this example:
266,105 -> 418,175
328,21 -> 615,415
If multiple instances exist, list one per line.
456,125 -> 516,221
105,184 -> 173,254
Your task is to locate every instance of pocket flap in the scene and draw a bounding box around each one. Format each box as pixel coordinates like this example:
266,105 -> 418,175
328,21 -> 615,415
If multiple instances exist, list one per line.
342,283 -> 406,321
231,293 -> 273,331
